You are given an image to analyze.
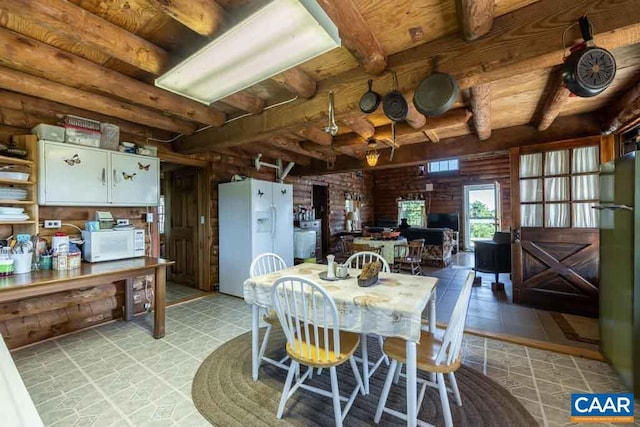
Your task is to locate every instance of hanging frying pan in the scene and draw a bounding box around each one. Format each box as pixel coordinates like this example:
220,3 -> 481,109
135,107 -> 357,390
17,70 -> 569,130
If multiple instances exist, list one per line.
562,16 -> 616,98
413,71 -> 459,117
382,72 -> 408,122
359,80 -> 381,114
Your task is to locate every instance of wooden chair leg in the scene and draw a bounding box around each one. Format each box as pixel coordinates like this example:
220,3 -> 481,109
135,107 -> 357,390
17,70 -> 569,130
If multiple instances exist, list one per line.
330,366 -> 343,427
277,361 -> 297,419
437,372 -> 454,427
374,359 -> 397,423
448,372 -> 462,406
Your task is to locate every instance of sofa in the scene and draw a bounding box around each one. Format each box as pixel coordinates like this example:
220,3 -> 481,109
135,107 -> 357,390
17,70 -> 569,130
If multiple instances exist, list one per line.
399,228 -> 455,267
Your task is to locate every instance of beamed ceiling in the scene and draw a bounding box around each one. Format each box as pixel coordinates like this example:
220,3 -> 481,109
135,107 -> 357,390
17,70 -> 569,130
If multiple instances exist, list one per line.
0,0 -> 639,173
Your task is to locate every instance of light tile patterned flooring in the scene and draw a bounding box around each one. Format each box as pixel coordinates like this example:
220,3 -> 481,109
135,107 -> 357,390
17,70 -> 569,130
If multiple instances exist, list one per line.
11,294 -> 636,426
166,281 -> 207,305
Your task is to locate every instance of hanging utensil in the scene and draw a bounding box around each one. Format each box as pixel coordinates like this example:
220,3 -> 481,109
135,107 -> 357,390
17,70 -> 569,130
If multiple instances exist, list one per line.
323,91 -> 339,136
382,72 -> 408,122
389,122 -> 396,161
413,57 -> 459,117
359,80 -> 381,114
562,16 -> 616,98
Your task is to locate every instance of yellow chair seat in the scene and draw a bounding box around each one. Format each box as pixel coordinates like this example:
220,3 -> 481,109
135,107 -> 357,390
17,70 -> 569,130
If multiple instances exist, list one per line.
286,329 -> 360,368
383,331 -> 461,374
263,310 -> 279,325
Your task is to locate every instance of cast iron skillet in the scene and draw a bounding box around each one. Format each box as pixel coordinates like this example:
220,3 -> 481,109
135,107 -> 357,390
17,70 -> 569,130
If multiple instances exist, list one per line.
413,71 -> 459,117
382,73 -> 408,122
359,80 -> 381,114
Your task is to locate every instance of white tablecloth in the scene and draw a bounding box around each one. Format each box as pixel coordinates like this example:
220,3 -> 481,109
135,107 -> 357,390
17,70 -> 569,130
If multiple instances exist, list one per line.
244,263 -> 436,343
353,237 -> 408,264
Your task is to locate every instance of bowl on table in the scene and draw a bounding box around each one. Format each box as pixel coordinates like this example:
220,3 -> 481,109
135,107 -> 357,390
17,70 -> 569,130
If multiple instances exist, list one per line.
382,231 -> 401,238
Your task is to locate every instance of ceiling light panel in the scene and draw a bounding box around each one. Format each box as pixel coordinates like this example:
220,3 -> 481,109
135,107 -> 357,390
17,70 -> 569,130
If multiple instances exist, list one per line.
156,0 -> 340,105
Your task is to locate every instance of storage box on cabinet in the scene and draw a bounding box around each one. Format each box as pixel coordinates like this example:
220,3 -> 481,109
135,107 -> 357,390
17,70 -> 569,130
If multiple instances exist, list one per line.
38,140 -> 159,206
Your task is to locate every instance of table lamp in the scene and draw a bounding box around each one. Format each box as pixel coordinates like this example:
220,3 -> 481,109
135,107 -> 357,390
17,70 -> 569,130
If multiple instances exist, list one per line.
346,211 -> 359,232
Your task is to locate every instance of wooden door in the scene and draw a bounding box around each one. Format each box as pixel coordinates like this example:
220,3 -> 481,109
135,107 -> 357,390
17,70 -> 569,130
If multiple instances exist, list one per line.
510,137 -> 601,317
110,153 -> 160,206
41,141 -> 109,205
165,167 -> 199,287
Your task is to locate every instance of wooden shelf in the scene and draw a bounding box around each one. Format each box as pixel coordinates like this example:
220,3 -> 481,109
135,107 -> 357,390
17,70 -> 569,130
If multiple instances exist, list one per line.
0,155 -> 33,167
0,200 -> 35,205
0,179 -> 35,185
0,221 -> 35,225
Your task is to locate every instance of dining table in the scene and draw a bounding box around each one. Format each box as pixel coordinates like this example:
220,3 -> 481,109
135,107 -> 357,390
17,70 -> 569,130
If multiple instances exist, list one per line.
244,263 -> 438,427
353,237 -> 408,264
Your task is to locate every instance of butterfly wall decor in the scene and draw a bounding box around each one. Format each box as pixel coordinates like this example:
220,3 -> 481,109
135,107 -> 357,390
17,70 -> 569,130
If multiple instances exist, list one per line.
138,162 -> 150,171
122,172 -> 137,181
63,154 -> 81,166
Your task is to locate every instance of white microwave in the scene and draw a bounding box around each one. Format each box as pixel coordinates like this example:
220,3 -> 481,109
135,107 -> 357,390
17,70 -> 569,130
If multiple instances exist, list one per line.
81,229 -> 146,262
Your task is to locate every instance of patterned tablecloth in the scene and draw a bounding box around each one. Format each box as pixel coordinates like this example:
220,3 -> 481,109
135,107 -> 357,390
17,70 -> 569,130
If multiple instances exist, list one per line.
353,237 -> 408,264
244,263 -> 437,343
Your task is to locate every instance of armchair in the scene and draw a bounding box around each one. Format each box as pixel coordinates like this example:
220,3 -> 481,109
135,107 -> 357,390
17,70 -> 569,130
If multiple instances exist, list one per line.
473,232 -> 511,290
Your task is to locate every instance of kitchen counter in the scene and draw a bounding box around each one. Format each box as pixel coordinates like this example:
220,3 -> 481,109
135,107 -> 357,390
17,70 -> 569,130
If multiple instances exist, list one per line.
0,257 -> 172,339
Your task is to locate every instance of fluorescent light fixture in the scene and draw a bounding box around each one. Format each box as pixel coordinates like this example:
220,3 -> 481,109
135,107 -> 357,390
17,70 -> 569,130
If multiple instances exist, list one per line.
155,0 -> 340,105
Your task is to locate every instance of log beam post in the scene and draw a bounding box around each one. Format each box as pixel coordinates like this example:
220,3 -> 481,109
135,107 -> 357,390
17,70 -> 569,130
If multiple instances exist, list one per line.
272,68 -> 317,99
470,84 -> 491,140
535,68 -> 571,131
455,0 -> 495,41
316,0 -> 387,74
147,0 -> 225,36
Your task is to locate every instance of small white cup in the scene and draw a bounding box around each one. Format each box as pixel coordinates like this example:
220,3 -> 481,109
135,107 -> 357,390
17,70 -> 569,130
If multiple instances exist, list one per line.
336,265 -> 348,278
11,253 -> 33,274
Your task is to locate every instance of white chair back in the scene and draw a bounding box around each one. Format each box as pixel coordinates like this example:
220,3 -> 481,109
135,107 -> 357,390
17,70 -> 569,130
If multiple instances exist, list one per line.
435,272 -> 474,366
345,251 -> 390,272
271,276 -> 342,364
250,253 -> 287,277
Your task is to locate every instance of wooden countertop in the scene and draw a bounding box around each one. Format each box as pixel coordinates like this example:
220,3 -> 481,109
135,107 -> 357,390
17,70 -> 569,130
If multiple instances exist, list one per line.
0,257 -> 172,294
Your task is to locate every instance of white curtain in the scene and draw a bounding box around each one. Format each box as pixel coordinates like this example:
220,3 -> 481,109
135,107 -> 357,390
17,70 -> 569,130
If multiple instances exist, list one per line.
545,203 -> 569,227
545,177 -> 569,201
520,153 -> 542,178
572,146 -> 599,173
520,179 -> 542,202
573,203 -> 599,228
572,175 -> 599,200
545,150 -> 569,175
521,204 -> 542,227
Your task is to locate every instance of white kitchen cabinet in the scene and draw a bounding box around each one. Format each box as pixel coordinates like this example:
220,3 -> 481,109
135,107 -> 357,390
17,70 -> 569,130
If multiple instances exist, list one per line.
40,140 -> 109,205
110,152 -> 160,205
39,140 -> 160,206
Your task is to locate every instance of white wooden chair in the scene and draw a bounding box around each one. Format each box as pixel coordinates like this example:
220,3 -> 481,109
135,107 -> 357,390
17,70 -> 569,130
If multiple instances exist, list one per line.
344,251 -> 390,394
271,276 -> 364,427
250,253 -> 288,373
374,272 -> 474,427
344,251 -> 390,272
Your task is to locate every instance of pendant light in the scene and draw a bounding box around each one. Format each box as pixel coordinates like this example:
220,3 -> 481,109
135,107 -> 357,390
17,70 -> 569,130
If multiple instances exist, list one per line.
365,138 -> 379,167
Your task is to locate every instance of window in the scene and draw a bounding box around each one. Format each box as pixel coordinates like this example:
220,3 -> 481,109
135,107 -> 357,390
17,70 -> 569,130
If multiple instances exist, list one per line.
519,146 -> 599,228
398,200 -> 426,227
428,159 -> 459,174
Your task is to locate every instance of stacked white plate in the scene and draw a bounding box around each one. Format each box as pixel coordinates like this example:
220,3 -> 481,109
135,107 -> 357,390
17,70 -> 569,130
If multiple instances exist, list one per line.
0,187 -> 28,201
0,207 -> 28,221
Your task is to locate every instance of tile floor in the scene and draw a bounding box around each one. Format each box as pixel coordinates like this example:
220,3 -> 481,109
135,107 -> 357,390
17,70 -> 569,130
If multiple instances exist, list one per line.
422,252 -> 600,351
11,293 -> 635,426
166,282 -> 207,305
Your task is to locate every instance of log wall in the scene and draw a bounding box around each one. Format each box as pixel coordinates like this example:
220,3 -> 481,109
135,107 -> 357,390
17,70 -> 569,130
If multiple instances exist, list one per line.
373,154 -> 512,249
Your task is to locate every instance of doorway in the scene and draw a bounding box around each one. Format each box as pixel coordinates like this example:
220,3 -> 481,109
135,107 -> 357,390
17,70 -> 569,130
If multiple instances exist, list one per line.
463,183 -> 501,249
159,157 -> 211,300
312,184 -> 329,258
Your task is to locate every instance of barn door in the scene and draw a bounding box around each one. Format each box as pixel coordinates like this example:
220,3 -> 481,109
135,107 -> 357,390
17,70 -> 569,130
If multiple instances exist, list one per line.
510,140 -> 600,317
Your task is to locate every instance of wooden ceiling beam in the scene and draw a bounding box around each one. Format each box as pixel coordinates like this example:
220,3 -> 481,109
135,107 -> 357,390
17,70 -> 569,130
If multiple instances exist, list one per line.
334,109 -> 471,148
534,68 -> 571,131
147,0 -> 225,37
469,84 -> 491,140
316,0 -> 387,75
0,28 -> 224,126
0,89 -> 171,140
0,66 -> 197,134
271,68 -> 317,99
295,126 -> 332,146
339,116 -> 375,139
1,0 -> 169,75
270,136 -> 329,161
239,143 -> 312,167
405,99 -> 427,129
220,92 -> 265,114
294,113 -> 601,175
601,72 -> 640,135
423,129 -> 440,143
455,0 -> 495,41
178,0 -> 640,153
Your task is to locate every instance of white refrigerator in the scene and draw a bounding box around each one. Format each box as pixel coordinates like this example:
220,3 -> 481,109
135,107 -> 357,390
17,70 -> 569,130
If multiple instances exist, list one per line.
218,179 -> 293,297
